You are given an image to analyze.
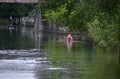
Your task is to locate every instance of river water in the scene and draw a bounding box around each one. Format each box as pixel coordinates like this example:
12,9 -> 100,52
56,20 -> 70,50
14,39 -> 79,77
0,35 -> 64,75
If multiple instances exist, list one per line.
0,26 -> 119,79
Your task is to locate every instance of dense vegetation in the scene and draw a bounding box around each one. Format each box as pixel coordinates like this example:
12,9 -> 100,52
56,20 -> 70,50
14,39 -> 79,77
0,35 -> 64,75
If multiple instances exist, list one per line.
0,3 -> 35,24
0,3 -> 35,18
37,0 -> 120,49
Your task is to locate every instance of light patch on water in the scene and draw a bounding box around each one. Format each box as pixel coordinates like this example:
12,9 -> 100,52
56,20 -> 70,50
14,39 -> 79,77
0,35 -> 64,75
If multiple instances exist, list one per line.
46,67 -> 67,70
0,59 -> 37,71
0,71 -> 36,79
0,49 -> 51,79
0,59 -> 37,63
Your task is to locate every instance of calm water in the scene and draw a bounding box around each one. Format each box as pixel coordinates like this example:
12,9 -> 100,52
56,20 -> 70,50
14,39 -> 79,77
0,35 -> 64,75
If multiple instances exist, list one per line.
0,26 -> 119,79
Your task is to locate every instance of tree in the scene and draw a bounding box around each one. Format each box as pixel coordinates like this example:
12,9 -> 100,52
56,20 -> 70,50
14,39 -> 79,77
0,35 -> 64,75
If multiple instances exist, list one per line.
0,3 -> 35,18
37,0 -> 120,49
0,3 -> 35,24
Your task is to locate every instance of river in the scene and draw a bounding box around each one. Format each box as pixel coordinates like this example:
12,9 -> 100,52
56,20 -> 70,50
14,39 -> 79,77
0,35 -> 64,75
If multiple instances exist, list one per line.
0,26 -> 119,79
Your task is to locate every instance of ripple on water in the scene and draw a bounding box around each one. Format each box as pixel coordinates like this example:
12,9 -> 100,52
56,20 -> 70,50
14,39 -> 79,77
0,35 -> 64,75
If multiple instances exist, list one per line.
0,49 -> 50,79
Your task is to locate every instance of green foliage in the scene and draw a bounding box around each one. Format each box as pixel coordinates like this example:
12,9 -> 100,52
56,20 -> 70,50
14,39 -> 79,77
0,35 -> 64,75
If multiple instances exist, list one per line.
37,0 -> 120,48
88,11 -> 119,48
95,0 -> 120,14
0,3 -> 35,18
44,4 -> 67,22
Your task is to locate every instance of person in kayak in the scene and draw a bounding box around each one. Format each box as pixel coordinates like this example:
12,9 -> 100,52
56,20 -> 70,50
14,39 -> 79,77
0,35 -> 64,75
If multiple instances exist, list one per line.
66,34 -> 73,49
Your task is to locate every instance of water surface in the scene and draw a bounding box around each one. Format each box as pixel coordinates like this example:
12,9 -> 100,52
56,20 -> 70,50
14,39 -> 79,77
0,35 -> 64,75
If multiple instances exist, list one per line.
0,26 -> 119,79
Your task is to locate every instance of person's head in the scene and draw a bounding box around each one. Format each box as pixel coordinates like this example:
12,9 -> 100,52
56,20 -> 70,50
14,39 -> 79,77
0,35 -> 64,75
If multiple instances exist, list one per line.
68,34 -> 71,36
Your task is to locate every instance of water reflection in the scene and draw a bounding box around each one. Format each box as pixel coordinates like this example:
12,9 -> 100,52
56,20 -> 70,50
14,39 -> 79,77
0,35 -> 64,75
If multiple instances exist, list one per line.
0,26 -> 120,79
42,36 -> 120,79
66,34 -> 73,49
0,26 -> 45,79
20,26 -> 43,49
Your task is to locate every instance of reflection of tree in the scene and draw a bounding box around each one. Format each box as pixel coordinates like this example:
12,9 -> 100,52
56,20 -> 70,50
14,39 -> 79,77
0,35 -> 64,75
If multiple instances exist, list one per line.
0,29 -> 34,49
43,40 -> 96,79
43,40 -> 120,79
84,50 -> 120,79
20,26 -> 43,49
118,46 -> 120,64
